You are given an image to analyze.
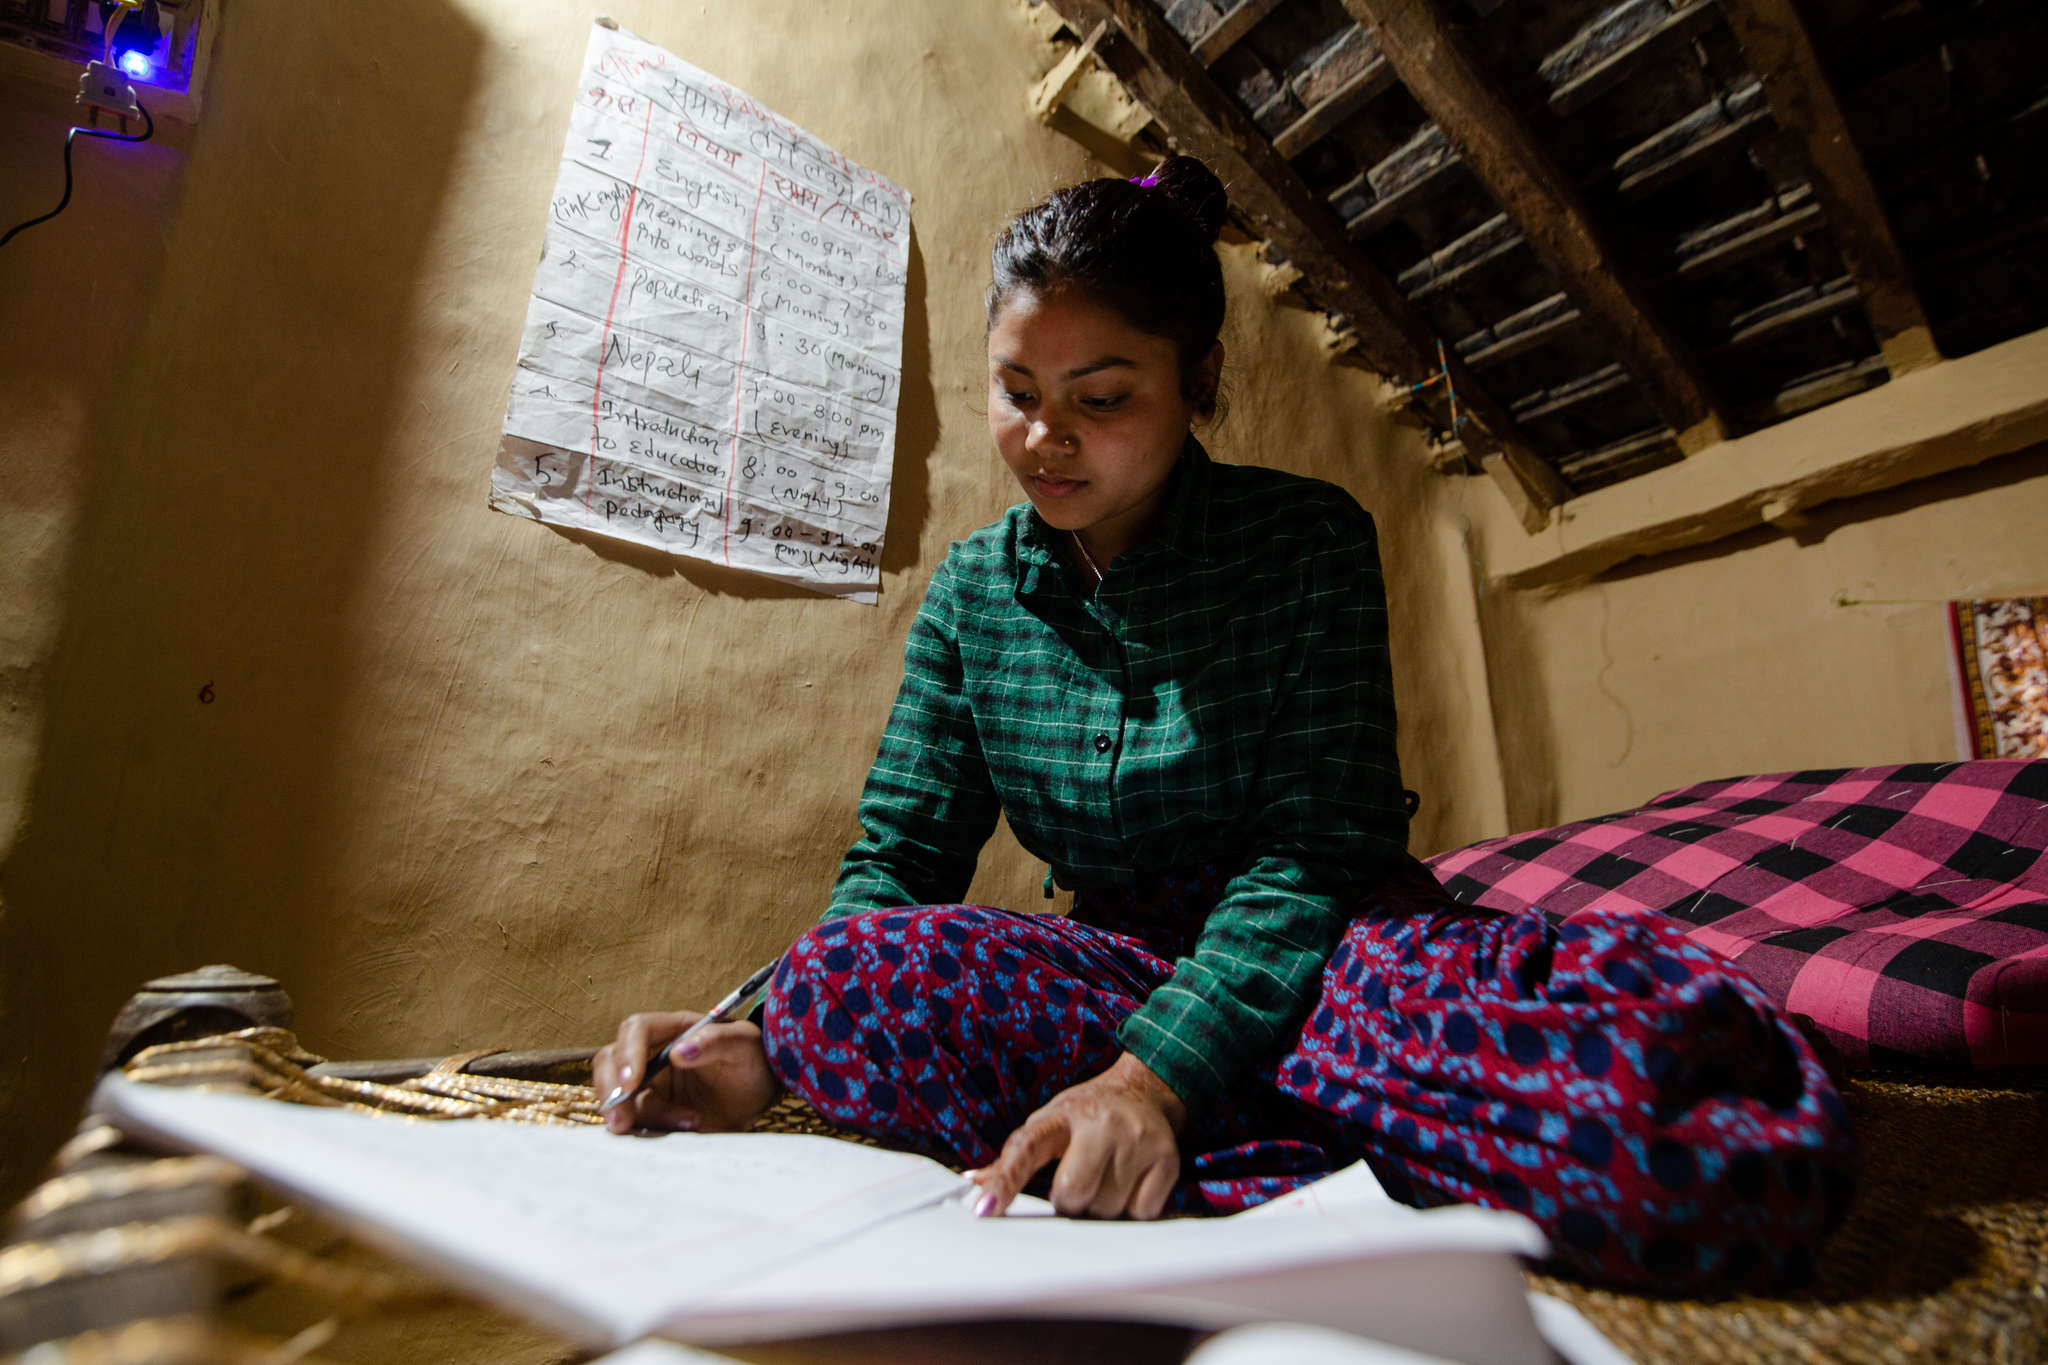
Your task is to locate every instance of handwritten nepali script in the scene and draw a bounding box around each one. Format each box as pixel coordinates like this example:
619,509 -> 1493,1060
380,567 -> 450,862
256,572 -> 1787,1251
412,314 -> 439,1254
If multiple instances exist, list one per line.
492,23 -> 910,603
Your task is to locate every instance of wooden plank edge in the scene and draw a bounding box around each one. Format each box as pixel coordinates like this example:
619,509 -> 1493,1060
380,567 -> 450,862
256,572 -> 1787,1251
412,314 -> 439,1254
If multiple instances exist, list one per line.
1272,55 -> 1394,159
1192,0 -> 1285,65
1028,18 -> 1111,123
1484,331 -> 2048,587
1546,0 -> 1719,116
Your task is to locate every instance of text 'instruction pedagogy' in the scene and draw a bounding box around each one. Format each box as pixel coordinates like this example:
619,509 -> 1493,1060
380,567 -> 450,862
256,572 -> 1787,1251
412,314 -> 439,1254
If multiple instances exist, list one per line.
491,22 -> 911,603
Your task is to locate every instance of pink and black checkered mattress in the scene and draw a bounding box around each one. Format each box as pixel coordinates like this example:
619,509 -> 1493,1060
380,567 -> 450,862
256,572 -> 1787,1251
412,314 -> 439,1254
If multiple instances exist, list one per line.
1426,761 -> 2048,1069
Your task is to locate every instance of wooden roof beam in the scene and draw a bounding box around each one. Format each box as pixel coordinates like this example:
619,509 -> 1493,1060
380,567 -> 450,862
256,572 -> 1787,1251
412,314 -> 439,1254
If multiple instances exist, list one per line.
1342,0 -> 1732,455
1039,0 -> 1569,528
1719,0 -> 1941,375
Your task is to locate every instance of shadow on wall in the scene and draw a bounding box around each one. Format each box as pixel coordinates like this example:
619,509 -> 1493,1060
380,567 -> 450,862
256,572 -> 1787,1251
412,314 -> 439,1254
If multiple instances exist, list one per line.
1592,437 -> 2048,583
1471,437 -> 2048,840
1474,569 -> 1561,837
546,225 -> 940,588
0,4 -> 485,1207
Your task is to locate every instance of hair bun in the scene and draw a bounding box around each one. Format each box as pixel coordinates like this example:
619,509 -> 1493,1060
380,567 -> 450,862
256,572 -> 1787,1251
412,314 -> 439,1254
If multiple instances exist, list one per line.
1148,156 -> 1228,243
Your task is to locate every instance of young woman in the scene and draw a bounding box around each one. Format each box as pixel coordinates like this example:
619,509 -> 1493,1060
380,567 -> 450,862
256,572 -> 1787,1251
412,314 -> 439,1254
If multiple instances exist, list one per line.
594,158 -> 1854,1294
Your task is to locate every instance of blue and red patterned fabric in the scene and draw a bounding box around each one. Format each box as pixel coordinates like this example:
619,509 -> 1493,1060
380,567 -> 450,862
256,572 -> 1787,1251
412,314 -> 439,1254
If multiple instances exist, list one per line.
1427,761 -> 2048,1069
762,860 -> 1854,1294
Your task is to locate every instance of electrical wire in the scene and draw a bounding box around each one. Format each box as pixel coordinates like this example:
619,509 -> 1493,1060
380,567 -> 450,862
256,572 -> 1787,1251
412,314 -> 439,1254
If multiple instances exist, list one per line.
1408,336 -> 1482,475
104,4 -> 129,63
0,96 -> 155,249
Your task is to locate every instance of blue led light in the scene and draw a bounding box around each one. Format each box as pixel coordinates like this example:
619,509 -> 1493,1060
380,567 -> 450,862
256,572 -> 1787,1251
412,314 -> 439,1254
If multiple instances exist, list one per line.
118,50 -> 154,80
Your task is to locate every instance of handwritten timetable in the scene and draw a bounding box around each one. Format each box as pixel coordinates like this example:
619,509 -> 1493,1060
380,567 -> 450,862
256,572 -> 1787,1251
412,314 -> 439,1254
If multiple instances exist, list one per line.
492,23 -> 910,602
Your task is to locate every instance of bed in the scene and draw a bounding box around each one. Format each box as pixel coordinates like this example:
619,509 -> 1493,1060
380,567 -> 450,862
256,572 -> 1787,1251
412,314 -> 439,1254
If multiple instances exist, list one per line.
1428,760 -> 2048,1070
1426,759 -> 2048,1361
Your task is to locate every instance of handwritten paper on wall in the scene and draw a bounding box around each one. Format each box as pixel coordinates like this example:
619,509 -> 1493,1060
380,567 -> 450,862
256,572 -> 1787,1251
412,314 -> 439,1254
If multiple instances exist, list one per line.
492,23 -> 910,603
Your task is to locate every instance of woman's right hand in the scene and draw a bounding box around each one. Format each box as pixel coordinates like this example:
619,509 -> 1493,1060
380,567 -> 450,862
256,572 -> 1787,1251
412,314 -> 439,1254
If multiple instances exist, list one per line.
591,1010 -> 780,1135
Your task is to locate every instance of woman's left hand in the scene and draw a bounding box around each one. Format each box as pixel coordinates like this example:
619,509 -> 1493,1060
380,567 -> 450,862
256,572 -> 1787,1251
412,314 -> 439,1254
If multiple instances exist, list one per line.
966,1052 -> 1187,1220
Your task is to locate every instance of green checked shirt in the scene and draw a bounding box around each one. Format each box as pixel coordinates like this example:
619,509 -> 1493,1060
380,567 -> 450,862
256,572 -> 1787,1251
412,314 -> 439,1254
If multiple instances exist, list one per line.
824,440 -> 1409,1113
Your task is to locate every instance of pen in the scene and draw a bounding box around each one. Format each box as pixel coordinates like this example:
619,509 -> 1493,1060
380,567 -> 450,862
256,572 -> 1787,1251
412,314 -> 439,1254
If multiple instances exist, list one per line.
599,956 -> 782,1117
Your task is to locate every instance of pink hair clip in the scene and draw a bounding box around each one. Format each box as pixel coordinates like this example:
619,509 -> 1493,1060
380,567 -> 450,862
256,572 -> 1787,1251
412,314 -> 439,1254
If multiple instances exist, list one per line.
1130,171 -> 1160,187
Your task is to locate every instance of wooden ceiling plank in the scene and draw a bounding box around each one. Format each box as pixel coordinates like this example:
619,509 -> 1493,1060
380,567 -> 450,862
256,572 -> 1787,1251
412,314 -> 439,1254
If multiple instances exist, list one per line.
1712,276 -> 1864,352
1544,0 -> 1719,115
1343,0 -> 1732,452
1272,54 -> 1395,159
1758,353 -> 1890,422
1719,0 -> 1941,375
1191,0 -> 1286,66
1040,0 -> 1569,525
1510,364 -> 1634,423
1401,213 -> 1515,282
1614,108 -> 1771,198
1398,213 -> 1522,297
1556,427 -> 1682,485
1673,196 -> 1826,279
1404,231 -> 1527,303
1463,296 -> 1583,370
1606,81 -> 1772,196
1344,155 -> 1465,238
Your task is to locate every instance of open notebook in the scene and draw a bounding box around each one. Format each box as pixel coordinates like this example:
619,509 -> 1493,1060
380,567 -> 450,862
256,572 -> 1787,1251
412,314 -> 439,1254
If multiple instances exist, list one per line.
98,1077 -> 1582,1365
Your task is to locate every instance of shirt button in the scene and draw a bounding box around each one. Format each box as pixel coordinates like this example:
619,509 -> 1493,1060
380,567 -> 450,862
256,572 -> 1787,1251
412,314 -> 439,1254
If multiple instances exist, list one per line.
1093,732 -> 1112,753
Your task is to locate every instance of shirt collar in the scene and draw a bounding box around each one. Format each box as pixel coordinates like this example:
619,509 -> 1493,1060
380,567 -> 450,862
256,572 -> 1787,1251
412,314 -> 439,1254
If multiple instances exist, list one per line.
1147,434 -> 1213,563
1014,434 -> 1214,591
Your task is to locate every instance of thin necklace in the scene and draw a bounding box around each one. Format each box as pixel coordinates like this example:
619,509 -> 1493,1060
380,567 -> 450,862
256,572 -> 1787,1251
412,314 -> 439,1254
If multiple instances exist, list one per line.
1070,530 -> 1104,586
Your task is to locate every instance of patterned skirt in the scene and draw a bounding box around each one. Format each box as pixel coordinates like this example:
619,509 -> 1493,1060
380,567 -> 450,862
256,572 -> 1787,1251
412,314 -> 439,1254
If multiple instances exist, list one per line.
759,859 -> 1855,1294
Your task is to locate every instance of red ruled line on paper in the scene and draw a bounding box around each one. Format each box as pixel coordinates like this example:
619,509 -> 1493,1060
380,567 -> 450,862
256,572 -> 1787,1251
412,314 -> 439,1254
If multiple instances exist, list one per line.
584,96 -> 656,517
722,157 -> 770,566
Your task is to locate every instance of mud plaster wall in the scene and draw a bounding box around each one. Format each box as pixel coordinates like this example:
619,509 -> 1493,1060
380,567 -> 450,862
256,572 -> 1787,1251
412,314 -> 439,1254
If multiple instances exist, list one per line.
1470,438 -> 2048,833
0,0 -> 1501,1214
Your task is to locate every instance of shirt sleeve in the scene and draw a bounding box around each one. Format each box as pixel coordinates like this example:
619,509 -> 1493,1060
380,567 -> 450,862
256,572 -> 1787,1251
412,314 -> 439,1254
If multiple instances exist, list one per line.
1117,502 -> 1408,1114
825,557 -> 1003,919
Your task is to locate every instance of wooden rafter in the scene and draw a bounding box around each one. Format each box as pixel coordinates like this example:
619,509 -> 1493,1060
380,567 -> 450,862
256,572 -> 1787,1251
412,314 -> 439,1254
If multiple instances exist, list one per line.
1040,0 -> 1569,526
1192,0 -> 1286,66
1341,0 -> 1732,454
1719,0 -> 1941,374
